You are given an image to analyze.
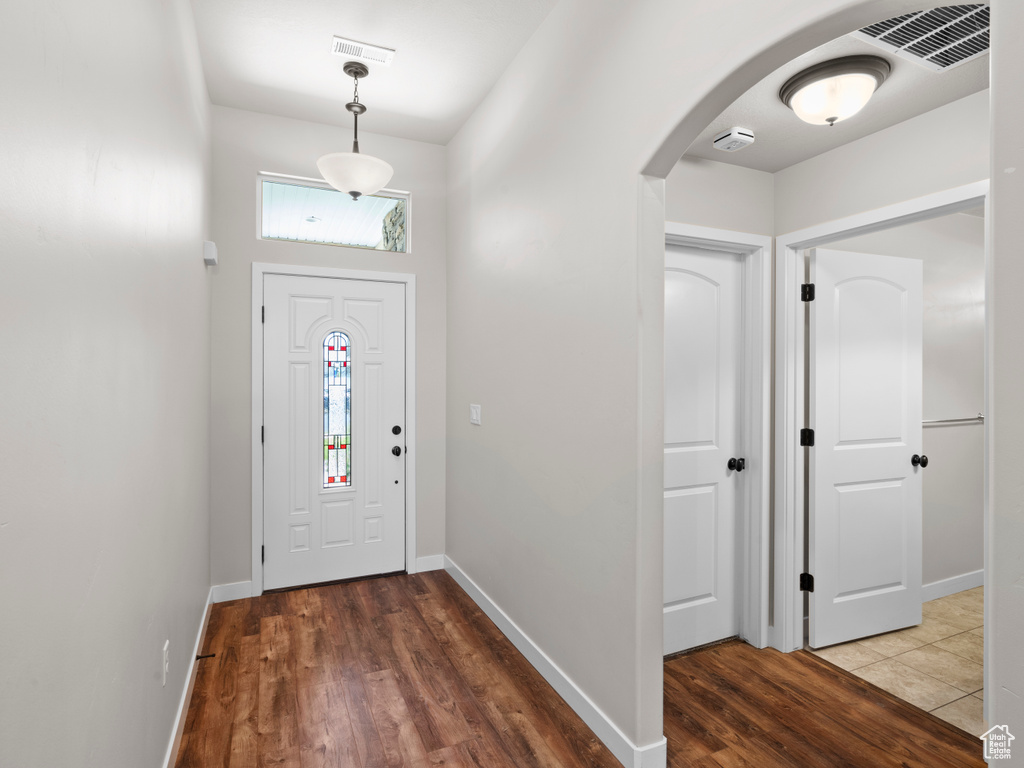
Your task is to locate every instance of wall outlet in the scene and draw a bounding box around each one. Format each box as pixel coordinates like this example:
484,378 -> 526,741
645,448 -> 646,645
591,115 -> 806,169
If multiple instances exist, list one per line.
469,404 -> 481,425
162,640 -> 169,687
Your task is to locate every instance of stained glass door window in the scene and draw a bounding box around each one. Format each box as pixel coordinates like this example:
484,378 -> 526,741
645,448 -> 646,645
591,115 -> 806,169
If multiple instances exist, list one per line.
323,332 -> 351,487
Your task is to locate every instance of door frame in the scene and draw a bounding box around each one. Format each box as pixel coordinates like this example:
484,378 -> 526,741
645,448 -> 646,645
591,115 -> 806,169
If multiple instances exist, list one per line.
665,222 -> 772,648
771,179 -> 989,652
250,262 -> 418,596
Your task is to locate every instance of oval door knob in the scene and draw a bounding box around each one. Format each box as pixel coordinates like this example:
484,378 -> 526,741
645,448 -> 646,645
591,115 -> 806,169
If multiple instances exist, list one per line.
727,458 -> 746,472
392,446 -> 402,457
911,454 -> 929,468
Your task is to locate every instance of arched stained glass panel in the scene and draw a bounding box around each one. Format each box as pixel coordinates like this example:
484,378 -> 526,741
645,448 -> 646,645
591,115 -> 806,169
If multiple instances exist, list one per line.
323,332 -> 351,488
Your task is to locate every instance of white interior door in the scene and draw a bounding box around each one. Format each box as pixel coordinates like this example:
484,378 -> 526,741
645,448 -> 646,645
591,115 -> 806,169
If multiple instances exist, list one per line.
809,248 -> 923,648
664,244 -> 744,654
263,274 -> 406,591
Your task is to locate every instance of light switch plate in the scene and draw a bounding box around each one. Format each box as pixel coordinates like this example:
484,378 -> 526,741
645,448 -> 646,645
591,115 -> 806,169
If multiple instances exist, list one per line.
469,404 -> 481,425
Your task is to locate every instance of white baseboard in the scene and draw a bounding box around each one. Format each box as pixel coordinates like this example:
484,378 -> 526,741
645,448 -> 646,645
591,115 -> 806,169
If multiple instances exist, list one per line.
413,554 -> 445,573
444,556 -> 667,768
211,580 -> 254,603
163,587 -> 214,768
923,569 -> 984,602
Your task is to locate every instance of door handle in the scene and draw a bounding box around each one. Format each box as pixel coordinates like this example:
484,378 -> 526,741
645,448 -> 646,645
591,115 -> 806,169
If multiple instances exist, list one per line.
392,446 -> 403,457
911,454 -> 929,468
727,457 -> 746,472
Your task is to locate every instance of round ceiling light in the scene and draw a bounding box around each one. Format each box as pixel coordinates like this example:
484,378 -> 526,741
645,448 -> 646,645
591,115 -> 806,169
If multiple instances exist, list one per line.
779,56 -> 891,126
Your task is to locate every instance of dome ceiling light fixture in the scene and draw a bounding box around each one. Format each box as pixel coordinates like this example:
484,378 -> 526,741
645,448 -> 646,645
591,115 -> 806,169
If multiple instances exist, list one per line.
779,55 -> 891,126
317,61 -> 394,201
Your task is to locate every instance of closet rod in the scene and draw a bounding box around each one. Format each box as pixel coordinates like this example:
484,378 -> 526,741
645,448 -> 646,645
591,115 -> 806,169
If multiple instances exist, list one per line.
922,413 -> 984,426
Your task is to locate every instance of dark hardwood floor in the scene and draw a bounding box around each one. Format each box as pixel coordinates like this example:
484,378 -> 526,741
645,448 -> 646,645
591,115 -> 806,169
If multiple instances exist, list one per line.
175,571 -> 617,768
664,640 -> 984,768
176,572 -> 984,767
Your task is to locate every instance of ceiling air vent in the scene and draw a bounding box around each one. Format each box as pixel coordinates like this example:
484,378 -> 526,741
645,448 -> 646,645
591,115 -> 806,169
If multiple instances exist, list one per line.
330,36 -> 396,67
851,4 -> 989,71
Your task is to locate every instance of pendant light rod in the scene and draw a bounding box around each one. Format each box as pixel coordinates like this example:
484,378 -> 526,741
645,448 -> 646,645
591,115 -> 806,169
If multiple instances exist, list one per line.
343,61 -> 369,154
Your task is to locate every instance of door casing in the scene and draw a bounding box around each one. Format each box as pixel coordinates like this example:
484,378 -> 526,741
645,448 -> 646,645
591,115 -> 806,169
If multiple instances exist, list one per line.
772,179 -> 990,654
251,263 -> 417,596
664,222 -> 772,649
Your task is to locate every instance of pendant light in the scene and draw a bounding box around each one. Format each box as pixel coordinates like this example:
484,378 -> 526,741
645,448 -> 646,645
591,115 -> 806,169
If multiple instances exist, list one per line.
317,61 -> 394,200
780,56 -> 891,126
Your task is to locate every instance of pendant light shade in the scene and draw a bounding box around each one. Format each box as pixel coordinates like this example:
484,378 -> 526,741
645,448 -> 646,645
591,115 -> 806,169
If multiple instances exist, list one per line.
317,152 -> 393,200
780,56 -> 891,126
318,61 -> 394,200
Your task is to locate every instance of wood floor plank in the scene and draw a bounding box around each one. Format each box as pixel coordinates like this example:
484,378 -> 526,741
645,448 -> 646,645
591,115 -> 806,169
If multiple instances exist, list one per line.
295,680 -> 361,768
363,668 -> 433,768
335,649 -> 389,768
287,589 -> 344,689
257,614 -> 301,768
227,634 -> 260,768
382,608 -> 478,752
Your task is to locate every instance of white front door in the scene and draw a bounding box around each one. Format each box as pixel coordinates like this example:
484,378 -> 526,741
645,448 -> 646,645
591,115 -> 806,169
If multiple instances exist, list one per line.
663,244 -> 744,654
808,248 -> 923,648
263,274 -> 406,591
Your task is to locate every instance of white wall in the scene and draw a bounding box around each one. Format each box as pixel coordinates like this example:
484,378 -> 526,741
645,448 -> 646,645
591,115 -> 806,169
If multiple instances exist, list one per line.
0,1 -> 212,766
989,0 -> 1024,743
775,90 -> 989,235
665,157 -> 774,236
209,106 -> 447,586
829,213 -> 986,587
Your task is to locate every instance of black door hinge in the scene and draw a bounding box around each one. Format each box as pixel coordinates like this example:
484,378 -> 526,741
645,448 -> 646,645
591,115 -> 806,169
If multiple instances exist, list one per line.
801,283 -> 815,302
800,573 -> 814,592
261,426 -> 264,444
800,428 -> 815,447
261,545 -> 265,564
262,306 -> 265,323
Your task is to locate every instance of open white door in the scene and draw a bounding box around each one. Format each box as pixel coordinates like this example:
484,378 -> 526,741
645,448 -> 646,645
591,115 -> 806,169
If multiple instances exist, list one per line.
808,248 -> 923,649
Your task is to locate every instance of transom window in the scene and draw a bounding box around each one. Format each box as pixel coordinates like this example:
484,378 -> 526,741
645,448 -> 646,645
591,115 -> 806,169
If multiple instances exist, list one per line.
260,175 -> 408,252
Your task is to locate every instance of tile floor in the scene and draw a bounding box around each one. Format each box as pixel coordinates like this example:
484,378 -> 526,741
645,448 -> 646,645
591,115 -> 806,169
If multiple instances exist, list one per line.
810,587 -> 986,736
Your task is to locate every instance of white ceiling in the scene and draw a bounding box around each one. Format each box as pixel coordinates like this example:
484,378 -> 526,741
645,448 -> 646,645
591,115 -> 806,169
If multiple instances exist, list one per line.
190,0 -> 558,145
686,34 -> 989,173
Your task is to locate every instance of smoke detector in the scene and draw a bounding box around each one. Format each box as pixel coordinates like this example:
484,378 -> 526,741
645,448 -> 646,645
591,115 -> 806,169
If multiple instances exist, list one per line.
713,127 -> 755,152
330,36 -> 396,66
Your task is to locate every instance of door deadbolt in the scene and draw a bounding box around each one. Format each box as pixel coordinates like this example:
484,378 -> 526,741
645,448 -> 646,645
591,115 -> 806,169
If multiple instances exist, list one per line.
392,425 -> 402,435
727,457 -> 746,472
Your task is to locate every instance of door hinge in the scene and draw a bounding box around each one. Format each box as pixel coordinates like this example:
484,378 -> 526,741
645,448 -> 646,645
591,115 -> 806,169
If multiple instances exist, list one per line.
801,283 -> 815,302
800,573 -> 814,592
261,426 -> 264,444
261,545 -> 265,564
800,428 -> 815,447
262,305 -> 265,323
